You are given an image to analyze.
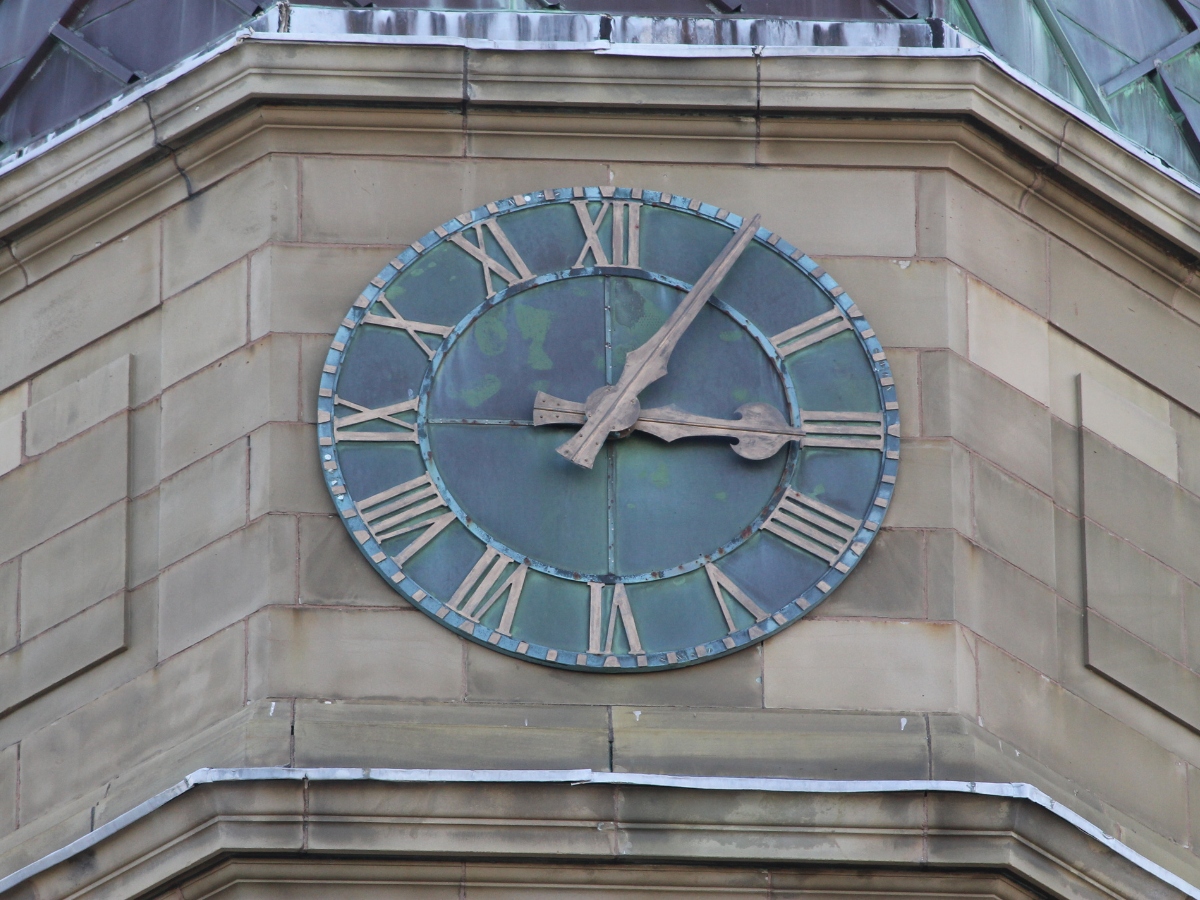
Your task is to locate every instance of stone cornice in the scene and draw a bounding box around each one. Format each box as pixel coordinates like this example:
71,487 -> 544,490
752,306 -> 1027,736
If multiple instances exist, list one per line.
2,37 -> 1200,267
1,769 -> 1194,900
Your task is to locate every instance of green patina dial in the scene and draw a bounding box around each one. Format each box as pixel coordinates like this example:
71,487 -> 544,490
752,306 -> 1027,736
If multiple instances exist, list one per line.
317,187 -> 899,671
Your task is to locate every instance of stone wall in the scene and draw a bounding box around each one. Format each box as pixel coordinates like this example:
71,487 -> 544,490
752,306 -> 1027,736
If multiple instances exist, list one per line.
1,43 -> 1200,892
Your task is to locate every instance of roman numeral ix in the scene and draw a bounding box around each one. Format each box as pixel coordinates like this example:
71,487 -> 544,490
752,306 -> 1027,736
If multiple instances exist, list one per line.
332,396 -> 418,443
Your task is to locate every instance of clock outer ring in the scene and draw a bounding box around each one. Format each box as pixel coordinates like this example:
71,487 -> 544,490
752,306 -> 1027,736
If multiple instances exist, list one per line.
415,266 -> 803,585
316,187 -> 901,672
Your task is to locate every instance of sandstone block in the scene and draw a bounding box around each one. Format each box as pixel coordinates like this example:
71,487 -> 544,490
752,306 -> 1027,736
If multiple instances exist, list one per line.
972,456 -> 1056,587
248,606 -> 463,702
128,489 -> 159,590
977,640 -> 1187,842
1187,580 -> 1200,675
0,413 -> 19,478
298,516 -> 406,607
160,336 -> 299,477
1051,415 -> 1080,514
159,515 -> 296,659
1084,521 -> 1182,661
21,502 -> 127,639
0,414 -> 128,564
159,439 -> 249,568
764,618 -> 962,713
1054,508 -> 1083,608
293,700 -> 609,770
925,529 -> 957,622
162,155 -> 298,298
1085,611 -> 1200,731
0,559 -> 15,654
1172,400 -> 1200,499
611,707 -> 930,779
608,166 -> 917,258
885,438 -> 971,531
0,579 -> 158,758
0,743 -> 14,839
162,260 -> 248,387
249,244 -> 395,339
1051,238 -> 1200,413
1047,327 -> 1169,428
0,384 -> 27,422
966,278 -> 1049,405
812,527 -> 925,619
1079,374 -> 1178,481
886,349 -> 920,437
922,350 -> 1053,494
18,625 -> 243,822
0,591 -> 126,719
1082,430 -> 1200,586
249,423 -> 331,518
952,534 -> 1059,675
0,224 -> 159,392
129,399 -> 161,498
814,258 -> 965,354
919,173 -> 1048,315
300,334 -> 333,426
24,355 -> 130,458
300,157 -> 467,246
464,639 -> 762,708
30,312 -> 161,408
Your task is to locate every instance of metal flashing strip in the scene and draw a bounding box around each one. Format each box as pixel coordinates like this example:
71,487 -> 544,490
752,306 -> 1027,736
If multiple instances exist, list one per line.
0,767 -> 1197,899
0,4 -> 1197,203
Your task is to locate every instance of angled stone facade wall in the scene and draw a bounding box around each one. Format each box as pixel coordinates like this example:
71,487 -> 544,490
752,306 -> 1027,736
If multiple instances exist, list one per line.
0,42 -> 1199,898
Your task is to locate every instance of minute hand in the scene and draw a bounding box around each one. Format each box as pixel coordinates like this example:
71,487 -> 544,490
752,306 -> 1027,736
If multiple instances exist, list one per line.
556,212 -> 762,469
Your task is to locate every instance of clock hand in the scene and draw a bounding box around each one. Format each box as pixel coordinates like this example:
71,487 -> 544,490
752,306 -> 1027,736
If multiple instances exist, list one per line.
553,212 -> 762,469
534,393 -> 802,461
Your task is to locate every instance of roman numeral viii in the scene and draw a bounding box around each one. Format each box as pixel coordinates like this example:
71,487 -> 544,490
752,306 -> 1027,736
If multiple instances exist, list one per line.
354,473 -> 456,565
572,200 -> 641,268
449,219 -> 534,298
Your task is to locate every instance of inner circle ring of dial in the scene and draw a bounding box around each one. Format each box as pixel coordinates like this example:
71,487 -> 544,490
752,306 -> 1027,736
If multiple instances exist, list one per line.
416,267 -> 803,585
316,186 -> 901,672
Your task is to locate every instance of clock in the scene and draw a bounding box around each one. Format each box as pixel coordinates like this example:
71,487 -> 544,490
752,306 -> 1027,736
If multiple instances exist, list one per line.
317,187 -> 899,671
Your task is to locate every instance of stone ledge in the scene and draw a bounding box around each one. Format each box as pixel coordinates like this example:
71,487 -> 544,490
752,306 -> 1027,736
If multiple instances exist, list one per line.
2,41 -> 1200,269
0,771 -> 1193,900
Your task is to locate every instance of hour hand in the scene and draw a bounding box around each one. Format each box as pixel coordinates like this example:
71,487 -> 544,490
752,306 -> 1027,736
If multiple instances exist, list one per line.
534,392 -> 803,460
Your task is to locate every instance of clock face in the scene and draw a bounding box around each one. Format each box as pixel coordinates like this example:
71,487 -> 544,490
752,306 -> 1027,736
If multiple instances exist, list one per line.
317,188 -> 899,671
